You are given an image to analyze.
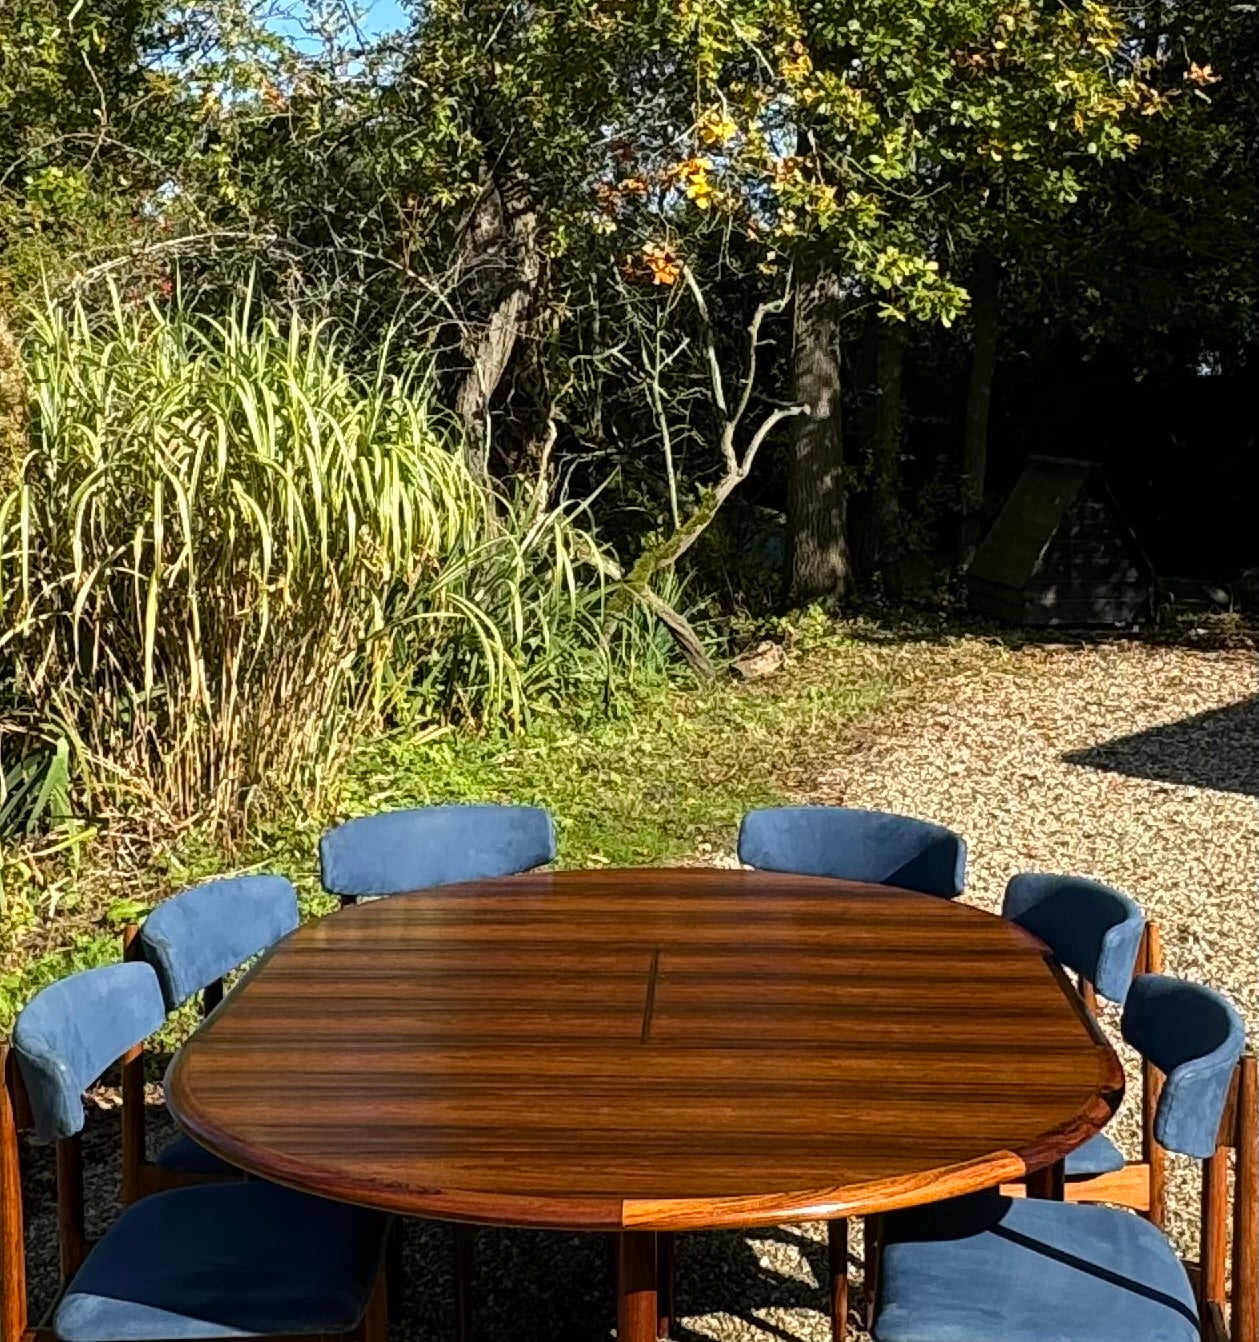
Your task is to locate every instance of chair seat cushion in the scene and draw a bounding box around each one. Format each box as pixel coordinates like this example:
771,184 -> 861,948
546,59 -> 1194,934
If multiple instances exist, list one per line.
154,1132 -> 242,1177
55,1182 -> 387,1341
1064,1131 -> 1126,1178
873,1191 -> 1197,1342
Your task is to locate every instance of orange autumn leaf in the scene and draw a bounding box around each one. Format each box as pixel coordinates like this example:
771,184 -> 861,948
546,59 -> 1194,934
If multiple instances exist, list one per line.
641,242 -> 682,285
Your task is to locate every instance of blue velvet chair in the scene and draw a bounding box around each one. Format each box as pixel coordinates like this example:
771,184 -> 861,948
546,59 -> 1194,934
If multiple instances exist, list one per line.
319,803 -> 557,904
732,807 -> 965,1339
120,875 -> 300,1200
1002,873 -> 1150,1194
2,961 -> 388,1342
737,806 -> 967,899
318,803 -> 555,1342
870,975 -> 1256,1342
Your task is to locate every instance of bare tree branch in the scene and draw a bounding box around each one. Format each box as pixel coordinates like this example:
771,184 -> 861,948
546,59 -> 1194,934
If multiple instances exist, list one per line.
682,264 -> 728,419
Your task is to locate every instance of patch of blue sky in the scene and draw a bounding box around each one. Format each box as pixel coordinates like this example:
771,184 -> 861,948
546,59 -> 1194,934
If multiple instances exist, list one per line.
268,0 -> 410,53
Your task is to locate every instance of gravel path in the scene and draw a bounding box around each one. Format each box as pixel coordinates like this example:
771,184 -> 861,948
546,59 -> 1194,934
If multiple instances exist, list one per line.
17,637 -> 1257,1342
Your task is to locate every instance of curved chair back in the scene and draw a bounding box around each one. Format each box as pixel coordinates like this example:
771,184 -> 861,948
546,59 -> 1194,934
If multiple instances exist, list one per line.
11,962 -> 166,1143
1122,973 -> 1246,1160
1002,873 -> 1145,1003
139,874 -> 300,1012
738,806 -> 966,898
319,803 -> 557,902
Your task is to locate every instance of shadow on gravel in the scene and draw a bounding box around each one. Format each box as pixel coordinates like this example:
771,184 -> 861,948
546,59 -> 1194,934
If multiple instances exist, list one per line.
1063,695 -> 1259,797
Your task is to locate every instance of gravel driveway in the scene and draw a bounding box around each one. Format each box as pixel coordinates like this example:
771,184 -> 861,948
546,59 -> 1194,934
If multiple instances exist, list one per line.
17,636 -> 1256,1342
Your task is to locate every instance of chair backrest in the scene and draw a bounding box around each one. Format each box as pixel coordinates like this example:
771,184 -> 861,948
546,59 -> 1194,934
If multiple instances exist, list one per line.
11,962 -> 166,1143
1121,973 -> 1246,1159
139,874 -> 300,1011
319,803 -> 557,900
1002,872 -> 1145,1004
737,806 -> 967,898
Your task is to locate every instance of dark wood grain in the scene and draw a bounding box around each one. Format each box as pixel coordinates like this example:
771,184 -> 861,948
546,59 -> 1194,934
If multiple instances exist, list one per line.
453,1224 -> 474,1342
1024,1158 -> 1065,1200
166,869 -> 1123,1231
120,924 -> 147,1205
827,1218 -> 847,1342
55,1136 -> 87,1280
656,1228 -> 674,1338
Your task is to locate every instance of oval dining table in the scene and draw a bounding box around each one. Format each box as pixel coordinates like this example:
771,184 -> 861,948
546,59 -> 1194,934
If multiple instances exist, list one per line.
166,867 -> 1124,1342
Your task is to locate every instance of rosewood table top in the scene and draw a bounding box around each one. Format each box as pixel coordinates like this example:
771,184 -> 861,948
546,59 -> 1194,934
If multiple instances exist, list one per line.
165,867 -> 1124,1231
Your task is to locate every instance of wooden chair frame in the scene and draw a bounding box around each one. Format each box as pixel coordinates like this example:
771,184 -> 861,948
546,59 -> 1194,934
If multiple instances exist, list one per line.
1062,920 -> 1167,1220
859,922 -> 1167,1339
118,925 -> 237,1204
329,904 -> 470,1339
989,922 -> 1167,1217
1197,1050 -> 1257,1342
118,926 -> 410,1328
2,1042 -> 385,1342
862,1049 -> 1256,1342
659,933 -> 1170,1342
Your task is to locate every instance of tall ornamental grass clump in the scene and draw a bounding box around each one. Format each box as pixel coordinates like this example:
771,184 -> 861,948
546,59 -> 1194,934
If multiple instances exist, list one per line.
0,286 -> 644,828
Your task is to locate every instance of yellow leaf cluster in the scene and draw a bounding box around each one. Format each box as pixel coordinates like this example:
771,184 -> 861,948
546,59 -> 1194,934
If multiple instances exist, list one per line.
779,40 -> 812,81
666,156 -> 717,209
698,108 -> 739,145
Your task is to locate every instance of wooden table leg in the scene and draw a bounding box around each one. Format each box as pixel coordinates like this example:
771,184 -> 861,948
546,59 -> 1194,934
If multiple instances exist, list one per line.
828,1218 -> 848,1342
454,1223 -> 475,1342
656,1231 -> 675,1339
1026,1159 -> 1066,1200
618,1230 -> 657,1342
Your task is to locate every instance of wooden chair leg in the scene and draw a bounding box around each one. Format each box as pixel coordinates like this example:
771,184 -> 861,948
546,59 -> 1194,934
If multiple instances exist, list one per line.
120,925 -> 146,1206
2,1046 -> 31,1342
385,1221 -> 403,1321
1200,1147 -> 1229,1320
453,1224 -> 474,1342
1026,1160 -> 1065,1200
657,1230 -> 675,1339
1142,923 -> 1166,1228
1232,1055 -> 1257,1342
862,1215 -> 882,1332
355,1267 -> 388,1342
828,1218 -> 847,1342
56,1136 -> 88,1281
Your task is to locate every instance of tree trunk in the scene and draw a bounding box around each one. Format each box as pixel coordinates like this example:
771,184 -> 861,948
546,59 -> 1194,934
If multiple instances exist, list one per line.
863,319 -> 906,580
453,167 -> 540,479
961,251 -> 999,564
786,252 -> 853,605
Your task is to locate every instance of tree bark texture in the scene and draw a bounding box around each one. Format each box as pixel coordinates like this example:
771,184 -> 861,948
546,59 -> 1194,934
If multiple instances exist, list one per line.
961,251 -> 999,562
453,169 -> 540,478
452,72 -> 543,481
786,253 -> 853,604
